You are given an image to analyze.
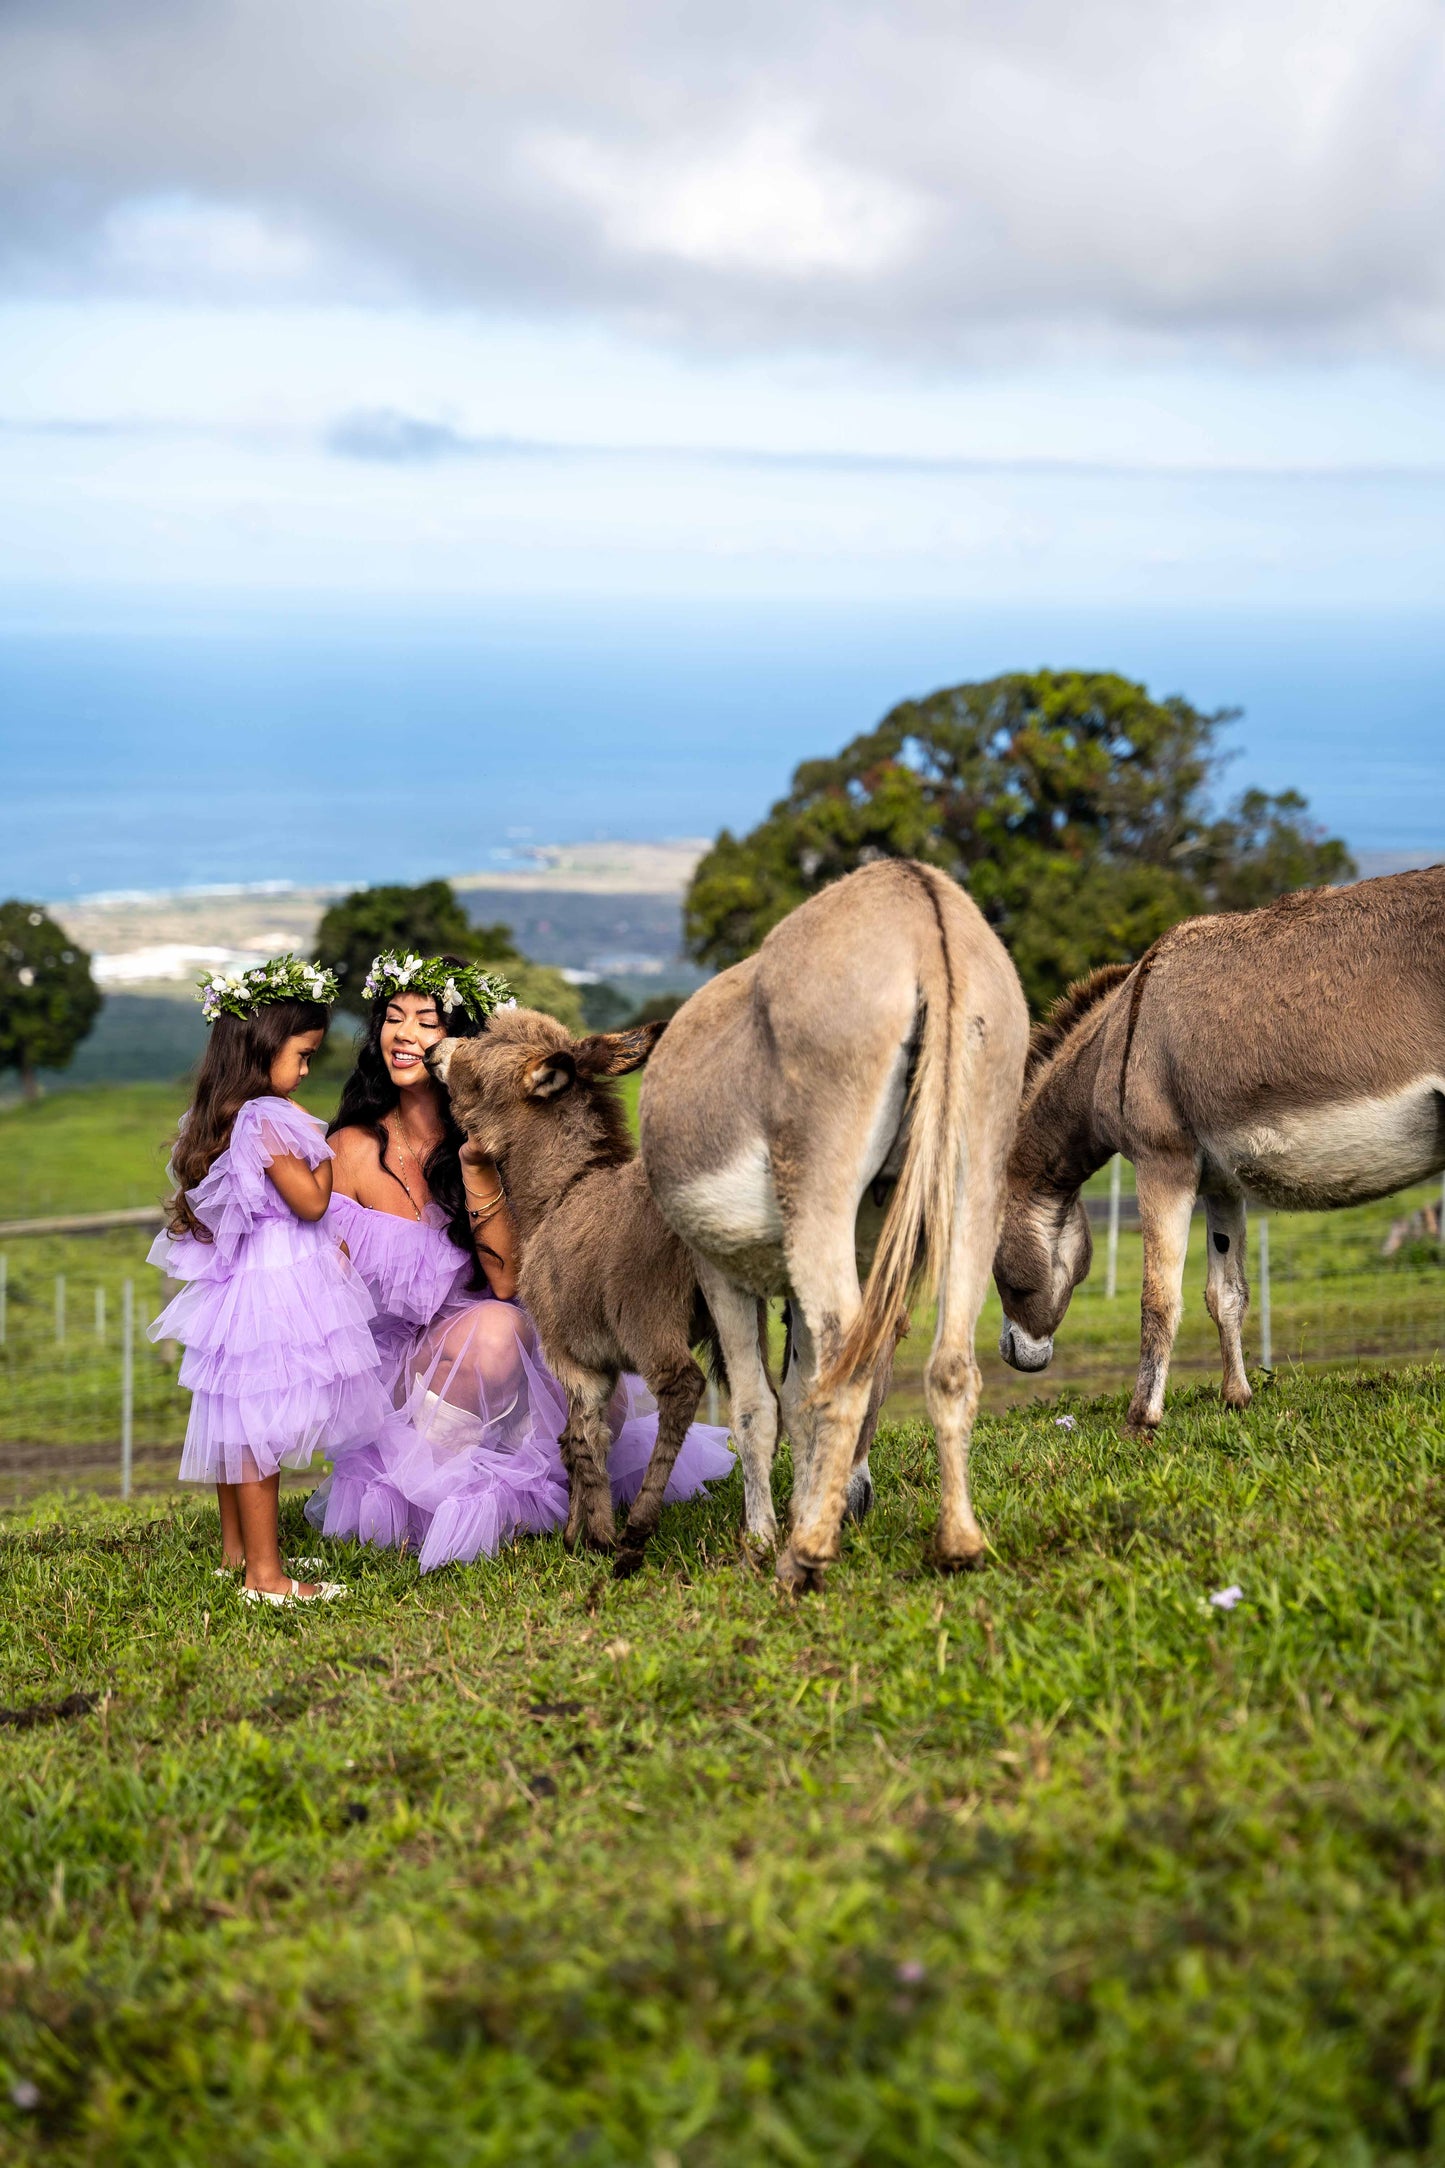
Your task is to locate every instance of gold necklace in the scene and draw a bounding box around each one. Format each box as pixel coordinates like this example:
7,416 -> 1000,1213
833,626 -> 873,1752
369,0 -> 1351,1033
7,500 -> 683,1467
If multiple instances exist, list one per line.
384,1119 -> 435,1221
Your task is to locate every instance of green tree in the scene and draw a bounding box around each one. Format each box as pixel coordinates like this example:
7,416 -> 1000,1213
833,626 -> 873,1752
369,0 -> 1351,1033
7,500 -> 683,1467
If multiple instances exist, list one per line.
684,671 -> 1355,1013
0,901 -> 102,1101
316,879 -> 582,1031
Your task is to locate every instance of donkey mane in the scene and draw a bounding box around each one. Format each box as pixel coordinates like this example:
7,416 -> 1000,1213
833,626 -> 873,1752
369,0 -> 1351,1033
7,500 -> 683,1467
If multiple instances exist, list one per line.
1025,963 -> 1135,1084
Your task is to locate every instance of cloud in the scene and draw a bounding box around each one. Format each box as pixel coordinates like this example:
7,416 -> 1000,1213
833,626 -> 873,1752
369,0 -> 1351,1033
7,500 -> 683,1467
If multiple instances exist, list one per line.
1,0 -> 1443,361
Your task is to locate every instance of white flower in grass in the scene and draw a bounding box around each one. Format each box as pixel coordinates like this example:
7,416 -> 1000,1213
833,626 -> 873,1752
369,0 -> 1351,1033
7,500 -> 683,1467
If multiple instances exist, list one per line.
1054,1415 -> 1076,1432
1209,1585 -> 1244,1610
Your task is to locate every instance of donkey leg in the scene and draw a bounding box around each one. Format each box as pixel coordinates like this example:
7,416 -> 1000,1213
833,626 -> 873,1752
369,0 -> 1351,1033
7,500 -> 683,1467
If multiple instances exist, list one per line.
614,1353 -> 707,1579
925,1150 -> 1004,1571
778,1300 -> 821,1519
1202,1191 -> 1252,1410
845,1339 -> 897,1524
776,1237 -> 875,1593
696,1261 -> 779,1549
1127,1153 -> 1200,1433
557,1367 -> 619,1552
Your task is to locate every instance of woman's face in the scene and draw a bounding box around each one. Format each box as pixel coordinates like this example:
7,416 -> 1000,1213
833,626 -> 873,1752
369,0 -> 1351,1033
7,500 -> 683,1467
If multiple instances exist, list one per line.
380,992 -> 448,1091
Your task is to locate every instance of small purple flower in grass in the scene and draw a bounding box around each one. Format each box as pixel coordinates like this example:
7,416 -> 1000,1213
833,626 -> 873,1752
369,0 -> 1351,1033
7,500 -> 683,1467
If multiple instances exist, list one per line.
1054,1415 -> 1076,1432
1210,1585 -> 1245,1610
895,1959 -> 926,1985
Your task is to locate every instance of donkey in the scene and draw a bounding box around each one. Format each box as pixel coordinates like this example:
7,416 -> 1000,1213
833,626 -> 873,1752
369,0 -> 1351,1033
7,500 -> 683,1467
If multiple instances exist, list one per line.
640,858 -> 1029,1592
993,867 -> 1445,1431
427,1011 -> 711,1578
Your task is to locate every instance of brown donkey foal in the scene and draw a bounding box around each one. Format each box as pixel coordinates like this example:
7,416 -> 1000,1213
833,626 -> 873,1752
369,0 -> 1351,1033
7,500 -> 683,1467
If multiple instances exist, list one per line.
427,1010 -> 716,1577
994,868 -> 1445,1430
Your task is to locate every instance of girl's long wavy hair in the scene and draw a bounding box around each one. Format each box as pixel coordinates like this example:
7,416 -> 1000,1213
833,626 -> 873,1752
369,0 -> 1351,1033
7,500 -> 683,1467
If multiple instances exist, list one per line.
327,964 -> 490,1287
165,998 -> 330,1240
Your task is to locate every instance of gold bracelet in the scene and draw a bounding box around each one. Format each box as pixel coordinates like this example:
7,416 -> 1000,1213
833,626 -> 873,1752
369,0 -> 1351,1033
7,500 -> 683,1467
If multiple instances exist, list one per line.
465,1186 -> 506,1221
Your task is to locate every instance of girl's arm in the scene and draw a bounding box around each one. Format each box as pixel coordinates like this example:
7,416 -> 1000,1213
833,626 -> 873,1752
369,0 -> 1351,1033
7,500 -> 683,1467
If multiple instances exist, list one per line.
266,1154 -> 334,1222
459,1143 -> 520,1300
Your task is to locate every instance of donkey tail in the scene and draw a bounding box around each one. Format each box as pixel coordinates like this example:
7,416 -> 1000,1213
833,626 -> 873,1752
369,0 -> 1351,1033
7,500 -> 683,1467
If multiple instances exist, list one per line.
818,873 -> 964,1391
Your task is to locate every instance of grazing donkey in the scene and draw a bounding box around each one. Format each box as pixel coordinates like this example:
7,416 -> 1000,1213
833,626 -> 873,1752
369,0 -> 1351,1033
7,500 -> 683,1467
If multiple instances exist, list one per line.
641,859 -> 1029,1592
994,868 -> 1445,1431
428,1011 -> 708,1578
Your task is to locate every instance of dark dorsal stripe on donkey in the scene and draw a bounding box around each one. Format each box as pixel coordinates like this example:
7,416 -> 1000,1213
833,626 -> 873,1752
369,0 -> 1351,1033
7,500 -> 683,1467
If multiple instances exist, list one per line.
994,865 -> 1445,1431
428,1010 -> 716,1578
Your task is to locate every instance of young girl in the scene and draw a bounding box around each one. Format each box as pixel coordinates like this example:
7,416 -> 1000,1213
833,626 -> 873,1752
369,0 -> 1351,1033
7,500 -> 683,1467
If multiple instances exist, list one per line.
150,955 -> 383,1604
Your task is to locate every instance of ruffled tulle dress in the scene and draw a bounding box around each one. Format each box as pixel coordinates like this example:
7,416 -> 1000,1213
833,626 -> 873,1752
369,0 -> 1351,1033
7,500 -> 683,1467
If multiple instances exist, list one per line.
148,1098 -> 406,1486
305,1190 -> 735,1572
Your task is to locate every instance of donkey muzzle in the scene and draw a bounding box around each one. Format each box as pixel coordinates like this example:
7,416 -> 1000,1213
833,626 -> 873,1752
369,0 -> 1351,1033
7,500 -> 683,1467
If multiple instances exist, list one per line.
425,1037 -> 460,1085
998,1319 -> 1054,1372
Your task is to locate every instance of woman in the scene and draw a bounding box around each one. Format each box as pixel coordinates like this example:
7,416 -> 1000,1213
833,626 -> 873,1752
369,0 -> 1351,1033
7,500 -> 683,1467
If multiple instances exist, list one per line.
305,951 -> 733,1570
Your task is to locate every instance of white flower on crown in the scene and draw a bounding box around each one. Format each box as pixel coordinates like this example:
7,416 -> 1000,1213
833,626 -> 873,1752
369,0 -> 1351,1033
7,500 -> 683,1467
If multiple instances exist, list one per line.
441,977 -> 461,1012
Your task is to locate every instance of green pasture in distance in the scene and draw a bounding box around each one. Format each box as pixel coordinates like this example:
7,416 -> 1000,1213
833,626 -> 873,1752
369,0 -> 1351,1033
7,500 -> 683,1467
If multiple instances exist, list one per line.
3,1367 -> 1445,2162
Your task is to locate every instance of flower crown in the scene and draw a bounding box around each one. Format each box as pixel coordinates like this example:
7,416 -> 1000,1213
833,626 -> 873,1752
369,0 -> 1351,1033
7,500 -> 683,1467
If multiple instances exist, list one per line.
362,951 -> 515,1021
197,954 -> 339,1024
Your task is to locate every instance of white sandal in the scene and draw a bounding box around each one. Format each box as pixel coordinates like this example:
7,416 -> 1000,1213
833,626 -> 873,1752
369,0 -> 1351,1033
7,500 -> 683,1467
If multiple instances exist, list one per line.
243,1579 -> 348,1606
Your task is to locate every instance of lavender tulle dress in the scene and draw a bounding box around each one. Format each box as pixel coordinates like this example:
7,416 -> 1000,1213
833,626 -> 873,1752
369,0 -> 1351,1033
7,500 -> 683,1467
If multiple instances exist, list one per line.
148,1097 -> 405,1486
304,1190 -> 735,1572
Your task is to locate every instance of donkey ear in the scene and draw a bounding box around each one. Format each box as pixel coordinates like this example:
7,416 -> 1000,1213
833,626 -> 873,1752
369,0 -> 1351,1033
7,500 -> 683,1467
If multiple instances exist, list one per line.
574,1019 -> 669,1078
523,1049 -> 577,1100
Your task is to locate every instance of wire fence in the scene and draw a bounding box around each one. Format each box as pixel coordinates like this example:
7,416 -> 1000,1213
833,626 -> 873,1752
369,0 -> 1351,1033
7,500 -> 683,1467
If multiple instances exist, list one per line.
3,1169 -> 1445,1499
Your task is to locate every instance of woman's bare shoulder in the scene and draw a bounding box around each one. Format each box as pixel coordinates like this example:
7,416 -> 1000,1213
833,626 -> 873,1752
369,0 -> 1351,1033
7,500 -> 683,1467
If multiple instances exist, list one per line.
328,1124 -> 383,1191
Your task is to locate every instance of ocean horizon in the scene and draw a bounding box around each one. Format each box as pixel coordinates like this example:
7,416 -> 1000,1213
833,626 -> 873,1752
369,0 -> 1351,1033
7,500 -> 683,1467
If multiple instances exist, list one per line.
3,592 -> 1441,901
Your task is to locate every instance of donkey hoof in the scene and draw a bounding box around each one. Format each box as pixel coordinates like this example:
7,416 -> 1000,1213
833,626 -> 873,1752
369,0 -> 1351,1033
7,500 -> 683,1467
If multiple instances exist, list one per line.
612,1544 -> 648,1581
929,1539 -> 985,1576
843,1469 -> 874,1524
775,1546 -> 826,1596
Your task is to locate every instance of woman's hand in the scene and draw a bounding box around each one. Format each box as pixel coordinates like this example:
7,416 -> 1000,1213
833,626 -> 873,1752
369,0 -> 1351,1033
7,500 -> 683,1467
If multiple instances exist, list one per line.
457,1139 -> 496,1176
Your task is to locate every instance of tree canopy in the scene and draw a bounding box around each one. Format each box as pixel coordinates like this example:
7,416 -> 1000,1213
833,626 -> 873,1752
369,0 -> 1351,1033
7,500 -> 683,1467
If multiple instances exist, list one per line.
0,901 -> 102,1100
316,879 -> 582,1031
684,670 -> 1355,1012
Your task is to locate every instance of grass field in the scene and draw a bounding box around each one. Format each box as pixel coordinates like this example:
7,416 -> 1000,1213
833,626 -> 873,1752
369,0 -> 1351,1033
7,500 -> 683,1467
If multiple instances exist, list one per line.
3,1366 -> 1445,2162
3,1086 -> 1444,1477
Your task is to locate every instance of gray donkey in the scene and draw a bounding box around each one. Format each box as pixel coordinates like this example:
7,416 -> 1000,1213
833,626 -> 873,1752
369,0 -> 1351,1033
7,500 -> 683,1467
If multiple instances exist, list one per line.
427,1012 -> 713,1577
641,859 -> 1029,1592
993,867 -> 1445,1431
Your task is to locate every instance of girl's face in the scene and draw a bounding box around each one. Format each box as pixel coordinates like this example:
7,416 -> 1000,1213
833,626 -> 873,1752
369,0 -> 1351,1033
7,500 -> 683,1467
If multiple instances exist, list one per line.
269,1028 -> 326,1097
380,992 -> 447,1091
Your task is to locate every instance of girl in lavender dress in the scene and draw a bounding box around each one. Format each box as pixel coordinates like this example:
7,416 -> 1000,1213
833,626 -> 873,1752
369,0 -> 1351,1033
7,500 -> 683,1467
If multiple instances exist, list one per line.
305,952 -> 733,1572
149,956 -> 398,1605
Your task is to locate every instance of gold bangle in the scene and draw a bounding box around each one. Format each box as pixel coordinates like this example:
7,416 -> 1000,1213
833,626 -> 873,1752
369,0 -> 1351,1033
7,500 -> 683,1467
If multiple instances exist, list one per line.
466,1186 -> 506,1221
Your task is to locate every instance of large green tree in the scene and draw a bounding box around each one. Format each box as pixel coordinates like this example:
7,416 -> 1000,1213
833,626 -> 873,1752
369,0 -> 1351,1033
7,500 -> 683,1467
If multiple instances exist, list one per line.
684,671 -> 1354,1012
0,901 -> 102,1101
316,879 -> 583,1031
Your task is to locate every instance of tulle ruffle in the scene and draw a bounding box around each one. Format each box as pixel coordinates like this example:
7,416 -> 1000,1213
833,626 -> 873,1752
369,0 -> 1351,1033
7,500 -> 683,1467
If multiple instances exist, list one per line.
151,1095 -> 332,1274
327,1191 -> 469,1334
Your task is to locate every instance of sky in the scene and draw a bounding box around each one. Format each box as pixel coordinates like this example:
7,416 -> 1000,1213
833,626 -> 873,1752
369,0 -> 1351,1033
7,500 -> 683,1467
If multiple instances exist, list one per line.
0,0 -> 1442,888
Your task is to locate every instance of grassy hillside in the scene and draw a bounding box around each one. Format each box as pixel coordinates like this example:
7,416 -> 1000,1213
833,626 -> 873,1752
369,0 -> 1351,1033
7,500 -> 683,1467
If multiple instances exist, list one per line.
3,1368 -> 1445,2162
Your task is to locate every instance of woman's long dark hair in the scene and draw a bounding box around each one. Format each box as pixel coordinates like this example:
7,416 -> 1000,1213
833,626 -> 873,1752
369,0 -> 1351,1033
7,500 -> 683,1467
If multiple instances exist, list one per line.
166,998 -> 330,1239
327,960 -> 489,1288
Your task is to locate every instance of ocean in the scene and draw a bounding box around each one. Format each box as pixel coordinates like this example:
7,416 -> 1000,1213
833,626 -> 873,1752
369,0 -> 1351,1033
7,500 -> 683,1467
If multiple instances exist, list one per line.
2,593 -> 1440,900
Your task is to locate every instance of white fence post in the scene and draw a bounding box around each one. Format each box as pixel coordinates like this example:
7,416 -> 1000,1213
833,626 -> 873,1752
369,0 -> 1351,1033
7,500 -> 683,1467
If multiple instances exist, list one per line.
1258,1217 -> 1272,1369
0,1253 -> 7,1349
1105,1156 -> 1121,1301
120,1278 -> 134,1501
55,1273 -> 66,1345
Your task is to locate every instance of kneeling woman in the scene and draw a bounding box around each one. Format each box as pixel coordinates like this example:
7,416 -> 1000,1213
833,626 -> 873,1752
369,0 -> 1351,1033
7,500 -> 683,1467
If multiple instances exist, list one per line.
305,952 -> 732,1570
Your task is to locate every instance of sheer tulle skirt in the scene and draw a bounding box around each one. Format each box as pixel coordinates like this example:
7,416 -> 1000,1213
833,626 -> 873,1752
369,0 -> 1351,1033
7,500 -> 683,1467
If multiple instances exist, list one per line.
307,1293 -> 734,1570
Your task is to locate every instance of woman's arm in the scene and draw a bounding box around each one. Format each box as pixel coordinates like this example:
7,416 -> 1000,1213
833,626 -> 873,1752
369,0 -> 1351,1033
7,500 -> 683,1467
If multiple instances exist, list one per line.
266,1154 -> 334,1222
459,1143 -> 520,1300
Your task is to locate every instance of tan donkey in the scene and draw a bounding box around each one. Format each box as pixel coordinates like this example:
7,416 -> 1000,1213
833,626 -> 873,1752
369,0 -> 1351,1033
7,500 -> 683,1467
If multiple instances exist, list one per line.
993,867 -> 1445,1430
641,858 -> 1029,1592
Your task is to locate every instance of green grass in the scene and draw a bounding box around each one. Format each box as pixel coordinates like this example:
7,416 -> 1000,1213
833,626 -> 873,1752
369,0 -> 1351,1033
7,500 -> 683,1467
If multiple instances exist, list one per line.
3,1368 -> 1445,2162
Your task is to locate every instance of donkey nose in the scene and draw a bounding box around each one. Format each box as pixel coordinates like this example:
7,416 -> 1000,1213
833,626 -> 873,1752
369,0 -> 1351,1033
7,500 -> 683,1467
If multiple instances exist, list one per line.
426,1038 -> 457,1083
999,1319 -> 1054,1373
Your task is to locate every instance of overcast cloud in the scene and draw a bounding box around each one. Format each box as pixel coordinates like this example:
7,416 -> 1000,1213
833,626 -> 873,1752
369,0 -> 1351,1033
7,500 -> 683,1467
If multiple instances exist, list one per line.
3,0 -> 1444,362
